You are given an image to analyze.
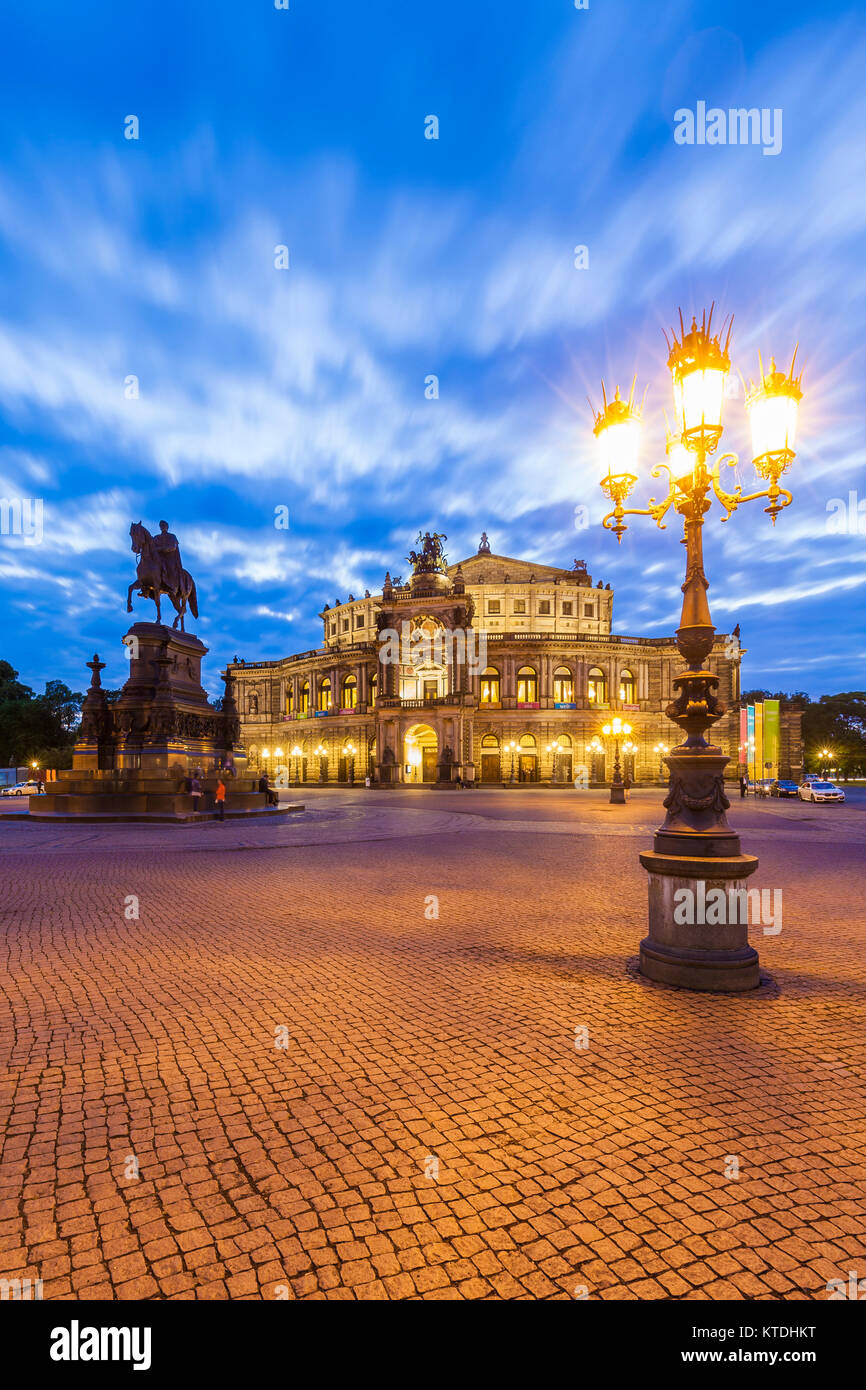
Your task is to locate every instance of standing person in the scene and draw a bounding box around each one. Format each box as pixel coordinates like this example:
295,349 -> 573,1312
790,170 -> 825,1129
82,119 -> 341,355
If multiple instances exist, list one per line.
190,774 -> 202,815
215,778 -> 226,821
740,775 -> 748,799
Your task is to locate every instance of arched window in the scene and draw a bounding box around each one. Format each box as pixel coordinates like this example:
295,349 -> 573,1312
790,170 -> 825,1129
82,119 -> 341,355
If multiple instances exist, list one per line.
300,680 -> 309,715
481,734 -> 500,748
480,666 -> 501,705
517,666 -> 538,704
619,670 -> 636,703
587,667 -> 607,704
553,665 -> 574,704
248,691 -> 259,714
519,734 -> 536,748
318,676 -> 331,712
558,733 -> 572,748
342,674 -> 357,709
369,671 -> 377,708
286,686 -> 293,715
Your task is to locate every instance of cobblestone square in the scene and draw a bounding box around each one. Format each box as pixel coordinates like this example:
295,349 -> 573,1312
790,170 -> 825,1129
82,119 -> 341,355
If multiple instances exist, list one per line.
1,787 -> 865,1300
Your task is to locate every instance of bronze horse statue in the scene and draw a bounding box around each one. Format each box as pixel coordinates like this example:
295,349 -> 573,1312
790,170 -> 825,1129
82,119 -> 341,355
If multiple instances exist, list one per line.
127,521 -> 198,631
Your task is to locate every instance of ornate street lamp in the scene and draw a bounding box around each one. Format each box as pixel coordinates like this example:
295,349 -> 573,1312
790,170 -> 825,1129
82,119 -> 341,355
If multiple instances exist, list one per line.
291,744 -> 303,785
601,717 -> 632,803
315,742 -> 328,783
506,740 -> 518,784
820,747 -> 832,778
588,735 -> 603,786
546,737 -> 562,784
623,739 -> 637,785
653,741 -> 670,784
344,740 -> 357,784
593,305 -> 803,991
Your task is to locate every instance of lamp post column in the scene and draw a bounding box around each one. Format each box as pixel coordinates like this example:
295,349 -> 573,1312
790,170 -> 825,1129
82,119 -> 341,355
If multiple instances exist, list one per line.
638,478 -> 760,991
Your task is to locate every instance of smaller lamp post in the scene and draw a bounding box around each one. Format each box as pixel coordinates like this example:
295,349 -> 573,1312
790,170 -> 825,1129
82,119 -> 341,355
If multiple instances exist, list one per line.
344,740 -> 356,784
261,747 -> 269,773
589,735 -> 603,786
291,744 -> 303,785
315,742 -> 328,783
546,738 -> 562,784
506,740 -> 518,784
623,739 -> 637,788
820,747 -> 832,778
601,717 -> 632,804
653,741 -> 669,785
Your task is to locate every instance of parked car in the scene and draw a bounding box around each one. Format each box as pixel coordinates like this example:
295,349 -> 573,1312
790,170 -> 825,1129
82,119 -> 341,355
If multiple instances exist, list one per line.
0,780 -> 41,796
798,780 -> 845,803
770,779 -> 800,798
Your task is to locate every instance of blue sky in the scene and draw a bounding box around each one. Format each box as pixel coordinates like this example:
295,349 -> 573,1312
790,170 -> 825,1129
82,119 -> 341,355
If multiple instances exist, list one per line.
0,0 -> 864,699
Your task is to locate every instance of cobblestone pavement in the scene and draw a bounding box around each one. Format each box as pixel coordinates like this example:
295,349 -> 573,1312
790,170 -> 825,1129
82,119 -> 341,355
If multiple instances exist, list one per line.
1,788 -> 865,1300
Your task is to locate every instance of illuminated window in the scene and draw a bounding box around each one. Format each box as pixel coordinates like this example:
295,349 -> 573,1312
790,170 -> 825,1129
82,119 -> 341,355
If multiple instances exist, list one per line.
318,677 -> 331,712
517,666 -> 538,704
343,674 -> 357,708
587,667 -> 606,703
619,670 -> 636,703
553,666 -> 574,703
479,667 -> 501,704
369,672 -> 377,708
286,687 -> 293,715
300,681 -> 309,715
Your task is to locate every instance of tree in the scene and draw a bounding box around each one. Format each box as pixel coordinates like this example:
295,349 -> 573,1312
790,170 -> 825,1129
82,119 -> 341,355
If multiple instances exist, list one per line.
802,693 -> 866,778
39,681 -> 84,734
0,662 -> 82,768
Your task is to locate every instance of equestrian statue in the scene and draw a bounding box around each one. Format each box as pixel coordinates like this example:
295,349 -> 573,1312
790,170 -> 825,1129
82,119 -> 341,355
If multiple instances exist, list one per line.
127,520 -> 198,631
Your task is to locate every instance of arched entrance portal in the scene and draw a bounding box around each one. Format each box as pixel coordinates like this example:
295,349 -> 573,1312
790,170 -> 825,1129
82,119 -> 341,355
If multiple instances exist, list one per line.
404,723 -> 438,783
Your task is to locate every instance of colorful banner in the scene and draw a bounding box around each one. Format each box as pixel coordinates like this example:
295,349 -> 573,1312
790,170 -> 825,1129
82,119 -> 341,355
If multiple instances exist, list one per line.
747,705 -> 756,780
754,703 -> 764,783
739,707 -> 748,772
763,699 -> 780,778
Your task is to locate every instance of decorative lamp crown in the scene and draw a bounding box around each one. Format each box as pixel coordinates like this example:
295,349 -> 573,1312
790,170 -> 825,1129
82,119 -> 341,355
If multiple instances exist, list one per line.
665,304 -> 732,453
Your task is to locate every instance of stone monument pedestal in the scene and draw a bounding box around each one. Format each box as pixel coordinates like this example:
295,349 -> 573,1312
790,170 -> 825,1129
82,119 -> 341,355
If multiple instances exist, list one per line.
33,624 -> 301,823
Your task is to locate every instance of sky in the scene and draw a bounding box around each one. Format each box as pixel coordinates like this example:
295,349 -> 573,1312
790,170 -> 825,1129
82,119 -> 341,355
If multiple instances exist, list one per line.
0,0 -> 864,700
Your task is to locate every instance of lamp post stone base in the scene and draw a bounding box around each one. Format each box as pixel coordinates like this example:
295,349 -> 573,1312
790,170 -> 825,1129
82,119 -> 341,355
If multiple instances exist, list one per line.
638,848 -> 760,992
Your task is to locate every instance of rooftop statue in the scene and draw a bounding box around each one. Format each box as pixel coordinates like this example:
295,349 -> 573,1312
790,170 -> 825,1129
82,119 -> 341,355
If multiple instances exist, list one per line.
407,530 -> 448,574
127,520 -> 199,631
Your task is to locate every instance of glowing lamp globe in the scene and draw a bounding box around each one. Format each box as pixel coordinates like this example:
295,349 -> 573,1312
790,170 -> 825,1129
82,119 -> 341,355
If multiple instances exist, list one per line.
667,307 -> 731,453
746,353 -> 802,472
593,385 -> 641,483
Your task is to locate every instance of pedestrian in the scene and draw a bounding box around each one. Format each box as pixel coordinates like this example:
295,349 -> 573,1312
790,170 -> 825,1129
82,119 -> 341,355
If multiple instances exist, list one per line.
740,775 -> 748,799
190,774 -> 202,814
215,778 -> 226,821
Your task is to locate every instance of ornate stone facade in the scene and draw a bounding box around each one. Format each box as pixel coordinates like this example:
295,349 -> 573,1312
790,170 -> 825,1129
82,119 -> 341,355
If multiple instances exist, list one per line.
230,534 -> 803,787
